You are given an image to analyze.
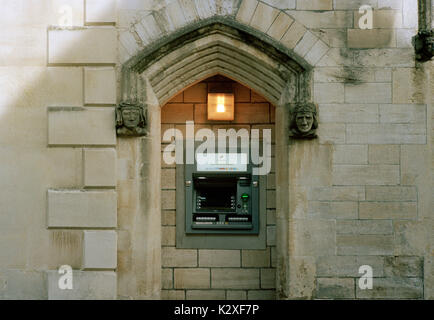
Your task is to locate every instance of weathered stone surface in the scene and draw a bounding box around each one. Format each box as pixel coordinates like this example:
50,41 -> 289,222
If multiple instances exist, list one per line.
83,148 -> 117,187
368,145 -> 399,164
333,145 -> 368,164
319,104 -> 378,123
308,186 -> 365,201
345,83 -> 392,104
280,20 -> 306,49
267,12 -> 293,40
162,247 -> 197,267
346,124 -> 426,144
261,269 -> 276,289
84,67 -> 116,105
162,268 -> 173,289
161,290 -> 185,300
296,0 -> 332,10
85,0 -> 116,24
337,235 -> 394,255
48,28 -> 117,64
337,220 -> 393,235
199,250 -> 240,267
365,186 -> 417,201
316,278 -> 355,299
249,1 -> 279,33
186,290 -> 225,300
226,290 -> 247,299
211,269 -> 259,289
0,270 -> 47,299
294,31 -> 318,57
82,231 -> 117,269
356,278 -> 423,299
316,256 -> 384,277
48,107 -> 116,146
332,165 -> 399,185
348,29 -> 396,49
354,10 -> 402,28
242,248 -> 270,267
47,271 -> 116,300
291,219 -> 336,256
236,0 -> 258,24
161,226 -> 175,246
359,202 -> 417,219
384,256 -> 423,277
314,83 -> 344,103
174,268 -> 210,289
47,190 -> 117,228
247,290 -> 276,300
379,104 -> 426,124
308,201 -> 358,219
305,40 -> 329,66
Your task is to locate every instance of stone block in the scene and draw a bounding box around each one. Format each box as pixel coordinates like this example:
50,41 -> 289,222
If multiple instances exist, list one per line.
85,0 -> 116,24
261,0 -> 296,10
161,169 -> 176,189
162,226 -> 176,246
211,269 -> 259,289
267,209 -> 276,225
307,186 -> 365,201
305,40 -> 329,66
319,104 -> 378,123
47,190 -> 117,228
267,12 -> 294,41
356,278 -> 423,299
266,190 -> 276,209
365,186 -> 417,201
337,235 -> 394,255
250,1 -> 279,33
162,268 -> 173,289
397,29 -> 414,48
346,124 -> 426,144
0,270 -> 47,300
393,68 -> 427,104
333,145 -> 368,164
48,107 -> 116,146
48,28 -> 117,64
359,202 -> 417,219
161,190 -> 176,210
186,290 -> 225,300
83,148 -> 116,187
294,31 -> 318,58
292,219 -> 336,256
242,248 -> 270,267
317,124 -> 346,144
393,220 -> 427,256
226,290 -> 247,299
314,83 -> 344,103
379,104 -> 426,124
384,256 -> 423,277
297,0 -> 332,10
247,290 -> 276,300
354,49 -> 414,68
82,231 -> 117,269
194,0 -> 217,19
47,271 -> 116,300
368,145 -> 399,164
161,290 -> 185,300
401,145 -> 429,185
336,220 -> 393,235
84,67 -> 116,105
402,0 -> 418,28
199,250 -> 240,267
162,210 -> 176,226
307,201 -> 358,219
267,226 -> 276,246
174,268 -> 210,289
334,0 -> 377,9
236,0 -> 258,24
378,0 -> 402,10
261,269 -> 276,289
162,247 -> 197,267
345,83 -> 392,103
316,256 -> 384,277
316,278 -> 355,299
332,165 -> 399,185
287,10 -> 353,28
354,10 -> 402,28
280,20 -> 306,49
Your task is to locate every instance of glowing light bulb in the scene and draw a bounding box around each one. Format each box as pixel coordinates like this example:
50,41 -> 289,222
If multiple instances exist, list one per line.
217,96 -> 225,113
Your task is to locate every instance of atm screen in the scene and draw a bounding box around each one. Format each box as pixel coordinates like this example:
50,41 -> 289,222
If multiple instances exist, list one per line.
194,177 -> 236,211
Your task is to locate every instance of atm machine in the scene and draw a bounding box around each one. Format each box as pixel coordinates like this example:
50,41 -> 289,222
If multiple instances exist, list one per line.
176,143 -> 267,249
185,152 -> 259,234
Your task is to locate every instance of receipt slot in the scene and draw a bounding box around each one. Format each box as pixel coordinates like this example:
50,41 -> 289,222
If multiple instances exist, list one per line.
184,152 -> 260,234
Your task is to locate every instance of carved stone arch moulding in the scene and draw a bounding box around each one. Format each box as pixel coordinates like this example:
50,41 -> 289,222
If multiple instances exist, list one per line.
117,17 -> 316,299
117,17 -> 317,140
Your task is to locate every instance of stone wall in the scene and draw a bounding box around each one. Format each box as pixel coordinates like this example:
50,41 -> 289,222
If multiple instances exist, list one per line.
0,0 -> 431,300
160,76 -> 276,300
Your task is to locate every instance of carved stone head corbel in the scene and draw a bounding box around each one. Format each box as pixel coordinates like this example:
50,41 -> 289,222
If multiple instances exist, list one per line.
115,101 -> 147,136
289,102 -> 318,139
